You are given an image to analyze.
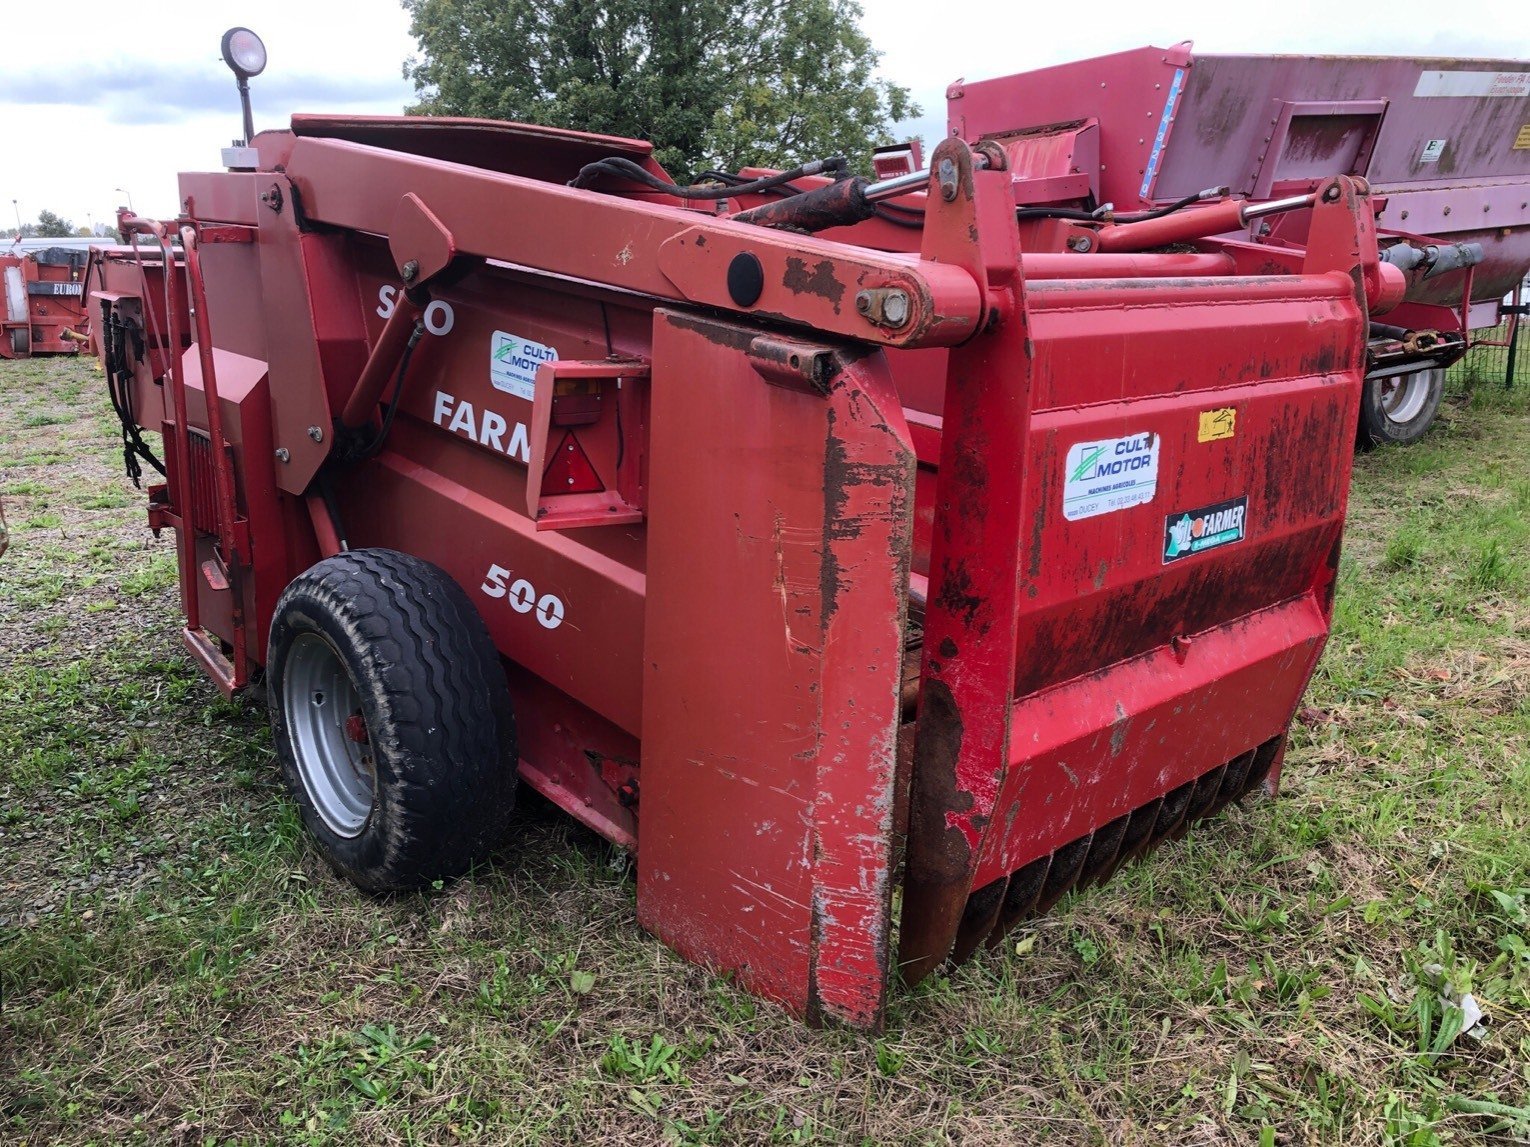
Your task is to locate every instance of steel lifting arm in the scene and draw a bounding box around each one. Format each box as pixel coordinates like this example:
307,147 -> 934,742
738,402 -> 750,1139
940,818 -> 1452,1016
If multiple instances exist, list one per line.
278,135 -> 986,350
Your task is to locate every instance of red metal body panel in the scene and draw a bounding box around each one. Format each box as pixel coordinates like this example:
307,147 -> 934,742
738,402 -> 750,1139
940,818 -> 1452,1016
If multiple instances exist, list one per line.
93,108 -> 1391,1029
639,313 -> 913,1026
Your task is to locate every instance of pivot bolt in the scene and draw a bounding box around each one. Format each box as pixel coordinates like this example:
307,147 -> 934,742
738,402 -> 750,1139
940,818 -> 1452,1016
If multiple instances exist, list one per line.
274,447 -> 290,462
1067,235 -> 1093,252
937,157 -> 959,202
401,259 -> 419,283
855,288 -> 913,329
307,425 -> 324,442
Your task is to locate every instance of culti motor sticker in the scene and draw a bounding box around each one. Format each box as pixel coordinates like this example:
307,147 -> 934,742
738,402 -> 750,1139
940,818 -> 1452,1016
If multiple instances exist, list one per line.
1063,432 -> 1159,522
1164,496 -> 1248,563
490,331 -> 558,401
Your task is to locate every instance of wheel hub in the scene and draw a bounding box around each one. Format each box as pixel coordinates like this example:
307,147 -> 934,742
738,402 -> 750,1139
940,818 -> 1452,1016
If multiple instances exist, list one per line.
1379,366 -> 1441,424
283,632 -> 376,837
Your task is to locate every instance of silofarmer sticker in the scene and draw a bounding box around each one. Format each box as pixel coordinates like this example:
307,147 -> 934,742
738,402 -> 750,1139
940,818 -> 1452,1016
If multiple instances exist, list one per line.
1063,432 -> 1159,522
1164,496 -> 1248,563
490,331 -> 558,401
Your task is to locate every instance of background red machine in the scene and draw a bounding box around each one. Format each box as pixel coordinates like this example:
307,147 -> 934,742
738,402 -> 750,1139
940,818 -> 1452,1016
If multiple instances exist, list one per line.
83,86 -> 1412,1028
1,245 -> 91,358
946,44 -> 1530,445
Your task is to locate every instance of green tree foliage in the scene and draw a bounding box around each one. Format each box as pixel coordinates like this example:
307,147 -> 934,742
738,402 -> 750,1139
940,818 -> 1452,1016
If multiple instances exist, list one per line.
33,210 -> 74,239
402,0 -> 916,179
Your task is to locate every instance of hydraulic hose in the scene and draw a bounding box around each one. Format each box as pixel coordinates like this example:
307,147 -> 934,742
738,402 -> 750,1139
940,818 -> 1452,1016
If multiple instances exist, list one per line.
570,155 -> 847,199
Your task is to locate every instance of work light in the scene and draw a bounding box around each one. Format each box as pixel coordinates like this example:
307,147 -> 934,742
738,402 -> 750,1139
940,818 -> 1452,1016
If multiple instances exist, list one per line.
220,27 -> 267,79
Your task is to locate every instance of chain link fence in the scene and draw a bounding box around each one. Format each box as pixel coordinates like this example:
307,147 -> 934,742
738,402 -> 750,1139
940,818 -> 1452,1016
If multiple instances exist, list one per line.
1455,280 -> 1529,390
1463,320 -> 1526,388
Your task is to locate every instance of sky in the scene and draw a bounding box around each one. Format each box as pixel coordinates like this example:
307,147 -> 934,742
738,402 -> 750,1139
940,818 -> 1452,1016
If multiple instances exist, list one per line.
3,0 -> 1528,231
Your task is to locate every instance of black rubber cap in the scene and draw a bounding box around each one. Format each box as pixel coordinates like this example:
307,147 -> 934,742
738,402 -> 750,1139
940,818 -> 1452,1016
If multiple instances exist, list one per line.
727,252 -> 764,307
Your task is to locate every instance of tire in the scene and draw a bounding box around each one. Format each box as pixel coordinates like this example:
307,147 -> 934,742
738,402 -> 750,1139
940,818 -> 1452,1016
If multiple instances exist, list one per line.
266,548 -> 517,892
1357,367 -> 1445,449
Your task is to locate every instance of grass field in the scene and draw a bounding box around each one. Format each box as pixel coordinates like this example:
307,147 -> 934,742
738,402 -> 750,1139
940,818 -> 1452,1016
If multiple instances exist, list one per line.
1,355 -> 1527,1145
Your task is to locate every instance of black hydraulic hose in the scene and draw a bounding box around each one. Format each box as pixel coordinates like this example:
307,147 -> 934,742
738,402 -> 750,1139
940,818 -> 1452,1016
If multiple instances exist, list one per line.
698,168 -> 925,229
570,155 -> 847,199
1014,188 -> 1225,225
314,470 -> 350,552
705,163 -> 1223,231
102,307 -> 164,486
352,319 -> 425,462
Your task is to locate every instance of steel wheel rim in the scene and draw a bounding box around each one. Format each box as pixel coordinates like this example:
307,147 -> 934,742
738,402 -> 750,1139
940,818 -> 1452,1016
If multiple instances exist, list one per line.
1380,367 -> 1440,424
284,632 -> 375,837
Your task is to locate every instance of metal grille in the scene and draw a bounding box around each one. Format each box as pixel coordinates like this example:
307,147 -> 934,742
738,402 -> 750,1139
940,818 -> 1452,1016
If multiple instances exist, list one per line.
184,430 -> 221,537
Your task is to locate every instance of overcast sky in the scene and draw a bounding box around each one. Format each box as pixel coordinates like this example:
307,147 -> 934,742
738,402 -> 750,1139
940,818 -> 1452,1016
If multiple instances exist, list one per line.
4,0 -> 1528,230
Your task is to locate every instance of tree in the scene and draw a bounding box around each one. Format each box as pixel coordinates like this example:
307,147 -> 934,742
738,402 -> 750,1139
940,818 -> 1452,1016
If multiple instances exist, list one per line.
33,210 -> 74,239
402,0 -> 916,180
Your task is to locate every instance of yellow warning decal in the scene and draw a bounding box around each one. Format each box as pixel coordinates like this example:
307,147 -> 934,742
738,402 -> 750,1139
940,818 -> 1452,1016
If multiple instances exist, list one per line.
1515,124 -> 1530,150
1198,407 -> 1237,443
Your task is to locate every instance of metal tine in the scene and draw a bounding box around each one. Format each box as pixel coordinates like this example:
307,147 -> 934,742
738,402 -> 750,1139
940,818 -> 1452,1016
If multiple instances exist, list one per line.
1241,735 -> 1284,798
950,876 -> 1009,966
1206,749 -> 1257,817
1148,780 -> 1197,845
985,854 -> 1051,951
1032,833 -> 1094,916
1097,796 -> 1165,885
1075,813 -> 1131,892
970,740 -> 1288,963
1169,764 -> 1228,841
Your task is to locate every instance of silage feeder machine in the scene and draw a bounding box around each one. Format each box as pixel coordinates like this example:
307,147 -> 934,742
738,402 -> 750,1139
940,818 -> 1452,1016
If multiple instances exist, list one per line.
943,44 -> 1530,446
2,244 -> 91,358
80,29 -> 1416,1029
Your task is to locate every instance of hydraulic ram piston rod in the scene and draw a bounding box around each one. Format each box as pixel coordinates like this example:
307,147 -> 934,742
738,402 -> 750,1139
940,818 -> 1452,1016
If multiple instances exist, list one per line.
734,153 -> 995,231
1095,192 -> 1316,252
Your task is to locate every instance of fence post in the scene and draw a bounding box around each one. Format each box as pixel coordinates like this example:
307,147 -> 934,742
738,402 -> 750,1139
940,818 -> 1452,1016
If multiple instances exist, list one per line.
1504,282 -> 1526,390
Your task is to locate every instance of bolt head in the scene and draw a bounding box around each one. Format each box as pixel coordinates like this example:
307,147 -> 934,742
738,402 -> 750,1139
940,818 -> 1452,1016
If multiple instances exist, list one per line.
937,157 -> 959,201
855,291 -> 873,314
307,425 -> 324,442
402,259 -> 419,282
274,447 -> 290,462
882,291 -> 910,327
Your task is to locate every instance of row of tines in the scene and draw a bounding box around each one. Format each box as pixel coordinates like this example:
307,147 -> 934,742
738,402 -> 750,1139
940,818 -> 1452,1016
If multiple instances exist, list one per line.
949,735 -> 1285,964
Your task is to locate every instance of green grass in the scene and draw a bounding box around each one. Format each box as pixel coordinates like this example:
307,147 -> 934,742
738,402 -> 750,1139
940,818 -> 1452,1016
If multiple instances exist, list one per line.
1,356 -> 1527,1144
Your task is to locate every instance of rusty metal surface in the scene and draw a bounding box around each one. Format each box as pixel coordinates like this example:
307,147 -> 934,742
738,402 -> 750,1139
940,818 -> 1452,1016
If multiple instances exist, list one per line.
638,311 -> 914,1029
898,140 -> 1034,985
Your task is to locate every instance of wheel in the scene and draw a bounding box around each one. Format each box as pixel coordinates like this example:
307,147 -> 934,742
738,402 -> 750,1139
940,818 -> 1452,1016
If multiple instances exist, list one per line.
1357,367 -> 1445,448
266,548 -> 517,892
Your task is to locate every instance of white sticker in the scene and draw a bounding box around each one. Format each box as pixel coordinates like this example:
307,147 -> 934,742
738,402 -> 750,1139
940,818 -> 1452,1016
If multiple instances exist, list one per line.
1063,432 -> 1159,522
1419,139 -> 1447,163
1414,70 -> 1530,98
490,330 -> 558,401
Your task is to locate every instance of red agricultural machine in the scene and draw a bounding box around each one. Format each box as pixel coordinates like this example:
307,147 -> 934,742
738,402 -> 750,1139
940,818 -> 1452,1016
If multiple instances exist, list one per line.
54,31 -> 1470,1029
1,244 -> 91,358
945,44 -> 1530,445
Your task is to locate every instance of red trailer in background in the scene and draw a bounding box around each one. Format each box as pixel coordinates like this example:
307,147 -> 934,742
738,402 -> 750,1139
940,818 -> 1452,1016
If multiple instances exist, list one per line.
1,245 -> 91,358
946,45 -> 1530,444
